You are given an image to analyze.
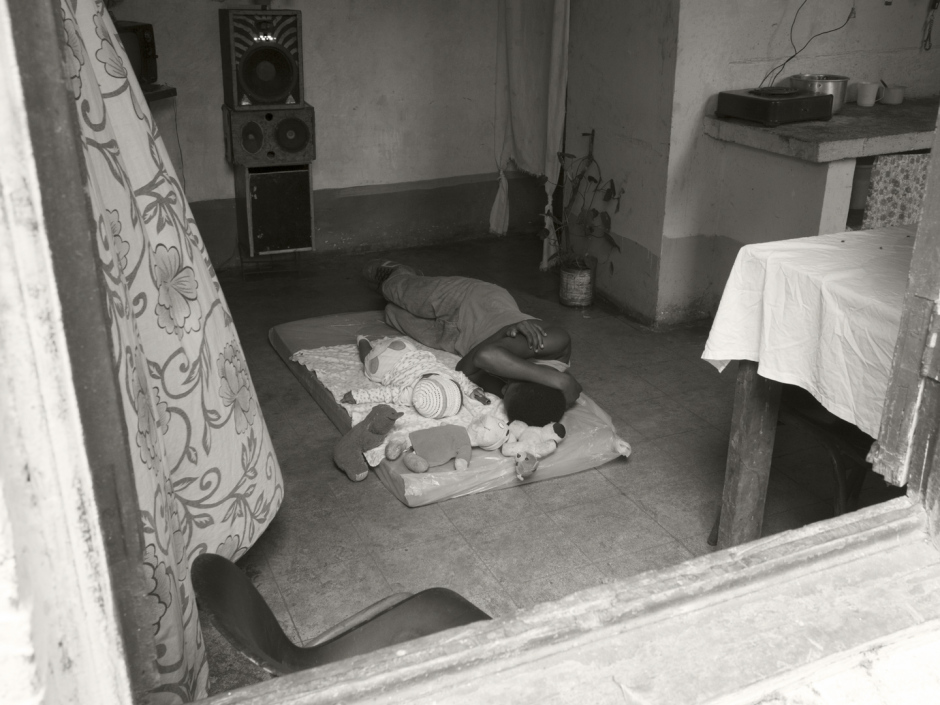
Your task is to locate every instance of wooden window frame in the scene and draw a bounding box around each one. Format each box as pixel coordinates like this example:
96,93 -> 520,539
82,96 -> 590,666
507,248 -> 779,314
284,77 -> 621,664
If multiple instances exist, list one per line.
3,1 -> 939,703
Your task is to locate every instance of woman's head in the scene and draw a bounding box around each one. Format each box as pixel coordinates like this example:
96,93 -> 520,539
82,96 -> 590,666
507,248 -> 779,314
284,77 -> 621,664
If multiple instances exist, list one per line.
502,381 -> 566,426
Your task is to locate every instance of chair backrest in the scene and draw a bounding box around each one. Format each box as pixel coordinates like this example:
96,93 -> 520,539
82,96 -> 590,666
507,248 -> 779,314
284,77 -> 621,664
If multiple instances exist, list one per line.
192,553 -> 305,675
862,153 -> 931,229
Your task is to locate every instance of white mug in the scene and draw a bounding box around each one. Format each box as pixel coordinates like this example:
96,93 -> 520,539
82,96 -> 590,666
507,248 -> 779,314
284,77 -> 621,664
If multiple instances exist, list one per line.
882,85 -> 906,105
856,82 -> 883,107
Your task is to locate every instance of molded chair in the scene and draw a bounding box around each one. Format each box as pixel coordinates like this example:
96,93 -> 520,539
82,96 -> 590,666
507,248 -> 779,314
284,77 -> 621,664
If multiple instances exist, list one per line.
191,553 -> 491,676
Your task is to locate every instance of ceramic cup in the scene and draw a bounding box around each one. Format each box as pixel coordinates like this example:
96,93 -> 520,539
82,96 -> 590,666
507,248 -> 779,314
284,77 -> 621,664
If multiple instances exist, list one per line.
882,84 -> 906,105
856,82 -> 883,107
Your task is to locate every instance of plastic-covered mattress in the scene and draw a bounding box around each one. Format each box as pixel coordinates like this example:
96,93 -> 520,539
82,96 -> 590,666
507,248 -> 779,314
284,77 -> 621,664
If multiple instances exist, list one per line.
270,311 -> 628,507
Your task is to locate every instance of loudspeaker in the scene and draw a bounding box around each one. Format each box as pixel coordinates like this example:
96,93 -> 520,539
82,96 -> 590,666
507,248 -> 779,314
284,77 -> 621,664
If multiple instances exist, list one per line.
234,164 -> 314,257
223,104 -> 316,166
219,9 -> 304,110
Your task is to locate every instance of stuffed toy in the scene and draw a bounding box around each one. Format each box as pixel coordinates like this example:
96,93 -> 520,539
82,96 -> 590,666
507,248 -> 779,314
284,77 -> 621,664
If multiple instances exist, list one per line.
333,404 -> 403,482
501,420 -> 566,459
512,451 -> 540,481
385,413 -> 512,473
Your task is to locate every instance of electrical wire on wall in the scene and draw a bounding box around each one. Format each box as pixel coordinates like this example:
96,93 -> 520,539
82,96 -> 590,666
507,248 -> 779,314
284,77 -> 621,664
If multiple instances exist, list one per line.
757,0 -> 856,91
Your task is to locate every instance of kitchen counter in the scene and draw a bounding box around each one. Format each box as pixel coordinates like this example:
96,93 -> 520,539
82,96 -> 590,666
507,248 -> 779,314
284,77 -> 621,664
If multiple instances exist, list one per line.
703,96 -> 939,242
704,96 -> 939,163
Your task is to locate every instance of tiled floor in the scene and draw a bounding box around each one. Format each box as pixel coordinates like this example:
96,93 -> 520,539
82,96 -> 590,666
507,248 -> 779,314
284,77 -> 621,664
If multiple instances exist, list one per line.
202,233 -> 905,694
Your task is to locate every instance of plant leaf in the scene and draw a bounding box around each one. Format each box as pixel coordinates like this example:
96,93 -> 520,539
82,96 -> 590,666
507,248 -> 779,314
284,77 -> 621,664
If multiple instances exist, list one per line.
587,175 -> 598,184
604,181 -> 616,201
600,211 -> 611,233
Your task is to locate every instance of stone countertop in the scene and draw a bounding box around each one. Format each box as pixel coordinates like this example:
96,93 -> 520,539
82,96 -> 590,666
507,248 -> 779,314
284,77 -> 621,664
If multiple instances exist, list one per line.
704,96 -> 939,163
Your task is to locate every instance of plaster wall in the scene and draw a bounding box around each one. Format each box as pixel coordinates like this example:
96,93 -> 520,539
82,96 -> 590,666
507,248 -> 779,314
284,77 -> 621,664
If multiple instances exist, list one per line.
566,0 -> 680,323
660,0 -> 940,325
111,0 -> 498,203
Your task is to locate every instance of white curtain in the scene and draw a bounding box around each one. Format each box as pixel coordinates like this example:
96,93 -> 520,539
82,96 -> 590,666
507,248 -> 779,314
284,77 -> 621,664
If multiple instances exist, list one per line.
60,2 -> 283,700
489,0 -> 569,270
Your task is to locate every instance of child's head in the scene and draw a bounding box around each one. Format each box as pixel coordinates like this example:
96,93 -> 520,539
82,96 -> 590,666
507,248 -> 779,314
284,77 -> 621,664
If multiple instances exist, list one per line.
502,382 -> 566,426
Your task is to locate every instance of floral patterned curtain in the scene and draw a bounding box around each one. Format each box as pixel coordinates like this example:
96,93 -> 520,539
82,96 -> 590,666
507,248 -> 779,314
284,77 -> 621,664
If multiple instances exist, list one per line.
59,1 -> 283,701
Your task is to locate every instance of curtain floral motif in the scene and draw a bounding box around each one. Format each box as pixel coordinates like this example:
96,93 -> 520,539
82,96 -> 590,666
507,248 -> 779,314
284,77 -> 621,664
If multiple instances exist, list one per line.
60,1 -> 283,701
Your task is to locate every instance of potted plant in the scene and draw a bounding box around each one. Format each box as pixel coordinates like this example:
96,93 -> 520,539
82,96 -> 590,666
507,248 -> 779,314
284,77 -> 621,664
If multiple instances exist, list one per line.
542,129 -> 623,307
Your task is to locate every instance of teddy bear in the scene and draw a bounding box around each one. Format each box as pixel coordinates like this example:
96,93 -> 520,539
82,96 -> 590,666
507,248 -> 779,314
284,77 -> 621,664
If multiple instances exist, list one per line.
333,404 -> 403,482
385,412 -> 512,473
501,420 -> 566,459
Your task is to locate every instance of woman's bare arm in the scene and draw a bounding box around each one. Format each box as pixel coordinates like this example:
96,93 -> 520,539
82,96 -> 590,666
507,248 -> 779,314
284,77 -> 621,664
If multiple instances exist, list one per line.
456,325 -> 581,404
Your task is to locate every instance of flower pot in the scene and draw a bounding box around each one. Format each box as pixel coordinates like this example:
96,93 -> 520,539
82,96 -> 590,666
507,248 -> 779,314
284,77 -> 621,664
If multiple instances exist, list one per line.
559,255 -> 596,307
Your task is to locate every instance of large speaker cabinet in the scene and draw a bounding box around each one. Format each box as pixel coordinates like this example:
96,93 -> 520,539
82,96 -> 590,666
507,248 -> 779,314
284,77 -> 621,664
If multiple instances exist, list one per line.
219,9 -> 304,110
223,104 -> 316,167
234,164 -> 314,257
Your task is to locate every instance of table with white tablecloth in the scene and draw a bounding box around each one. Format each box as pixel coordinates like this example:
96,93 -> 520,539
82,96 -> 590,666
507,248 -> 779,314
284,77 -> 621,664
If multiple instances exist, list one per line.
702,225 -> 916,548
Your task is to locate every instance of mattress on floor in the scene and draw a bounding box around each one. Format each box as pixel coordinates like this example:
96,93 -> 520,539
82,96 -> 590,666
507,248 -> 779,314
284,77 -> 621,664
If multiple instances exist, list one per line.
269,311 -> 627,507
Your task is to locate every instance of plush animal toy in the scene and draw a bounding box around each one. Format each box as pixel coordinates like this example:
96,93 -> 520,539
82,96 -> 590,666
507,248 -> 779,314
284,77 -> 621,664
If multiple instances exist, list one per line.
385,413 -> 512,473
501,420 -> 566,459
333,404 -> 403,481
512,451 -> 540,481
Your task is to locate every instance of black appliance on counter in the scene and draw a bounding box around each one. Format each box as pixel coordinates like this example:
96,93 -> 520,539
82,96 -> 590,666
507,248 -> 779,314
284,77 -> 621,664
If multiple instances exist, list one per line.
715,86 -> 833,127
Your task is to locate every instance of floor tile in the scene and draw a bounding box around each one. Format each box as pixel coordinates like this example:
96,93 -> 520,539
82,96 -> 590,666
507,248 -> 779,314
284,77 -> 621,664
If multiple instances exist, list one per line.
466,514 -> 592,583
347,498 -> 464,551
521,469 -> 622,512
368,534 -> 517,619
502,564 -> 611,611
613,394 -> 712,440
276,555 -> 392,644
547,495 -> 677,562
440,485 -> 547,534
598,539 -> 695,583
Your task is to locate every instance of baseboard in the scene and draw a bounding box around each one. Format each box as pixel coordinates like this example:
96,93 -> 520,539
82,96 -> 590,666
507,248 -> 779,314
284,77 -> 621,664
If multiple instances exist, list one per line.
190,172 -> 548,271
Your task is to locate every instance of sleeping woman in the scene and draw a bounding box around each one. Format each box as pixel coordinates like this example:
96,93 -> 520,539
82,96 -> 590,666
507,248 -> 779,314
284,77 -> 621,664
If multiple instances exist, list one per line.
362,260 -> 582,427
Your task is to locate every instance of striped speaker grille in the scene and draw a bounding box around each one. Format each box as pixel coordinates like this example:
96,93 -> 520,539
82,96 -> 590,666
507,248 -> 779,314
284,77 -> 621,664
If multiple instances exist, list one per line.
230,13 -> 300,64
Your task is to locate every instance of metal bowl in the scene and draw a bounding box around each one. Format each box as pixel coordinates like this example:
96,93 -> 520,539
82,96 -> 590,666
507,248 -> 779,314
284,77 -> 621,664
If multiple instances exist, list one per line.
788,74 -> 849,114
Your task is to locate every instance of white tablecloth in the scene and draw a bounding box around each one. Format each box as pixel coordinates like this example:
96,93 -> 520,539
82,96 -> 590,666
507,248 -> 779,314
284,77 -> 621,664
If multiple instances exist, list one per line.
702,225 -> 917,438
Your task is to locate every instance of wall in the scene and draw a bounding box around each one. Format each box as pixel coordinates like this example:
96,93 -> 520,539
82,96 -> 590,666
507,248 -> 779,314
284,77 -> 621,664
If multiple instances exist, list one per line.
112,0 -> 499,200
660,0 -> 940,325
566,0 -> 680,325
111,0 -> 543,263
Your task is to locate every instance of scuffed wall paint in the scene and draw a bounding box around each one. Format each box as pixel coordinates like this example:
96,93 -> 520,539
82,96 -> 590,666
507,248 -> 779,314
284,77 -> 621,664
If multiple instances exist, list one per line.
112,0 -> 498,202
660,0 -> 940,322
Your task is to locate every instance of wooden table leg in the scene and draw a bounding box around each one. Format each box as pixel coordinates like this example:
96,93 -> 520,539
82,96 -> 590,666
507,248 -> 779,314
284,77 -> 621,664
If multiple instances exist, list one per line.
717,360 -> 782,549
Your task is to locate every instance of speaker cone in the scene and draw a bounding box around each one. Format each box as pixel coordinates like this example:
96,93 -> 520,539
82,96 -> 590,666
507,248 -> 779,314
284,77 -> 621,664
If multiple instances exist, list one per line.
240,121 -> 264,153
239,44 -> 295,105
275,117 -> 310,152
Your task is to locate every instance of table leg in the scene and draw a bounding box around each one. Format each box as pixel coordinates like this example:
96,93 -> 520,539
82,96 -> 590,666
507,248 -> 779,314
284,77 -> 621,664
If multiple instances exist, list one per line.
717,360 -> 782,549
817,158 -> 856,235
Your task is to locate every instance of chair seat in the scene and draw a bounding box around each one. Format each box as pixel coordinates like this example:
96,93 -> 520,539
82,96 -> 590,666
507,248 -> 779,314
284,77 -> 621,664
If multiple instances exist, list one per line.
192,553 -> 491,676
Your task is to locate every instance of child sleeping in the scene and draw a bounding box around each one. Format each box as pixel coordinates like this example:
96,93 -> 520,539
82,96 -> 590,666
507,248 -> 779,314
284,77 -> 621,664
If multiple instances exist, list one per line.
341,334 -> 490,417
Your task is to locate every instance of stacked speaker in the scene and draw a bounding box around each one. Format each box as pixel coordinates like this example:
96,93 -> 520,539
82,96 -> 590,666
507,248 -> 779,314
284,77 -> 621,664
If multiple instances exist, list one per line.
220,8 -> 315,257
